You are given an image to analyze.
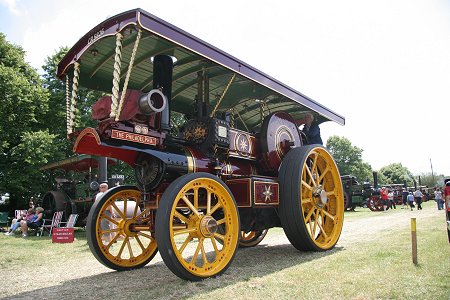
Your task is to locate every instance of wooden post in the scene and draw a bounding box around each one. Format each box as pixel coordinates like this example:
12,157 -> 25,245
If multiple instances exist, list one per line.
411,218 -> 418,265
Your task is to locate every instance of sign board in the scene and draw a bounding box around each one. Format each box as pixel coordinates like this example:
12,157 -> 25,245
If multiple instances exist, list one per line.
52,227 -> 74,243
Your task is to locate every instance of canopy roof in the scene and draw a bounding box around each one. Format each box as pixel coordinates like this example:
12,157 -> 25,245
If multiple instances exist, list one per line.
57,8 -> 344,130
40,154 -> 116,172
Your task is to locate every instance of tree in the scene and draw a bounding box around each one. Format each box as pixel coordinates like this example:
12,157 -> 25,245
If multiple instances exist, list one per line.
378,163 -> 414,186
0,33 -> 53,208
326,135 -> 372,182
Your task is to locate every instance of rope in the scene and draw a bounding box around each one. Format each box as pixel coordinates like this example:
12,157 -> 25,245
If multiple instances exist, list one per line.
69,61 -> 80,135
115,29 -> 142,121
65,75 -> 70,137
110,32 -> 123,118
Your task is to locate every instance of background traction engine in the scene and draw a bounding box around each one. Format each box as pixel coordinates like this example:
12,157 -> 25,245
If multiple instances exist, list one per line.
58,9 -> 345,281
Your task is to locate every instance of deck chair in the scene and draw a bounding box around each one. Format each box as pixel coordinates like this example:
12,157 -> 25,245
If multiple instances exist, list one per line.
38,211 -> 64,237
0,212 -> 8,231
60,214 -> 78,228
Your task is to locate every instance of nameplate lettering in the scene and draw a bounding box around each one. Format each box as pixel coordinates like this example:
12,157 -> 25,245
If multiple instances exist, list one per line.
111,130 -> 157,146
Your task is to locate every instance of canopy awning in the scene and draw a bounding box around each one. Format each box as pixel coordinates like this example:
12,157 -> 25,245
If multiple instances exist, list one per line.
57,8 -> 344,130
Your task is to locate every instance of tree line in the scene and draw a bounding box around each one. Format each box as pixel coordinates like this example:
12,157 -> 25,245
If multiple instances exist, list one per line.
0,33 -> 444,209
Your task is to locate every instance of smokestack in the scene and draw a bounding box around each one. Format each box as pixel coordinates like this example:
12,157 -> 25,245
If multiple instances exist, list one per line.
372,171 -> 378,188
153,55 -> 173,132
98,157 -> 108,183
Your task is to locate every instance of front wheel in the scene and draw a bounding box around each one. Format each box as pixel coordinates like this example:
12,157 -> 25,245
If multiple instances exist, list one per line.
155,173 -> 240,281
86,185 -> 158,271
279,145 -> 344,251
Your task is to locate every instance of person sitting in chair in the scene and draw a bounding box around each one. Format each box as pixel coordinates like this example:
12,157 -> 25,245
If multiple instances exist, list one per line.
20,207 -> 44,237
4,208 -> 35,236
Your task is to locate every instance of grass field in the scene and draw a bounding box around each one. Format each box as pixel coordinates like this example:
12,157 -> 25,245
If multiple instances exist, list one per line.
0,201 -> 449,299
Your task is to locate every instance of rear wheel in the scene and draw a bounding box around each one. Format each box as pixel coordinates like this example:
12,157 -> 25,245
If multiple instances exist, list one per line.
86,186 -> 158,271
239,229 -> 268,248
279,145 -> 344,251
155,173 -> 240,281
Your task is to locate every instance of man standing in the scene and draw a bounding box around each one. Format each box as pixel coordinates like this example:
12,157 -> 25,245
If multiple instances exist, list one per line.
414,189 -> 424,210
434,188 -> 444,210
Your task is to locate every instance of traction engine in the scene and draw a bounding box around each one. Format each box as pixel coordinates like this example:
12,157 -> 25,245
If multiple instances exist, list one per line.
57,8 -> 345,280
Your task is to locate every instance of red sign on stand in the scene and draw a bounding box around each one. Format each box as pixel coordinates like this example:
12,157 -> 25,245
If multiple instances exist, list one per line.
52,228 -> 74,243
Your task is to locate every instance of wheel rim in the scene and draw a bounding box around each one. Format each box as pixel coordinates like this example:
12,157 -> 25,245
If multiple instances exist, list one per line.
239,229 -> 268,247
300,147 -> 344,249
93,188 -> 157,268
168,177 -> 239,277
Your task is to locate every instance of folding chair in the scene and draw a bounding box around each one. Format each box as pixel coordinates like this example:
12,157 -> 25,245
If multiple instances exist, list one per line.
38,211 -> 64,236
60,214 -> 78,228
0,212 -> 8,231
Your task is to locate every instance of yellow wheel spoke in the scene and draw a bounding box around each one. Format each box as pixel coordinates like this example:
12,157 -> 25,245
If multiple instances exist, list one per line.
210,202 -> 221,215
322,209 -> 335,221
190,239 -> 203,264
174,211 -> 189,224
305,164 -> 316,187
317,221 -> 328,240
312,211 -> 318,235
201,238 -> 208,264
133,199 -> 139,218
213,232 -> 225,242
110,202 -> 126,220
326,190 -> 335,197
318,166 -> 331,183
100,228 -> 120,235
134,207 -> 152,221
301,180 -> 313,191
135,235 -> 146,253
127,239 -> 134,258
173,227 -> 196,236
182,196 -> 200,217
206,192 -> 212,214
104,232 -> 120,249
102,214 -> 119,226
301,197 -> 312,205
117,236 -> 129,258
216,218 -> 225,225
193,188 -> 199,209
178,235 -> 193,254
136,231 -> 152,239
304,207 -> 315,223
210,237 -> 220,255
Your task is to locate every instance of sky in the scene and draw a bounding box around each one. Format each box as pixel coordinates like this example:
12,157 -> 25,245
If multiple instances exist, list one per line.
1,0 -> 449,176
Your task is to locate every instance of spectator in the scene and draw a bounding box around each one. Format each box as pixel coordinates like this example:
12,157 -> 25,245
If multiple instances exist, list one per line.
3,208 -> 35,236
407,192 -> 415,211
302,113 -> 323,145
434,188 -> 444,210
28,198 -> 35,209
388,190 -> 396,209
444,181 -> 450,210
95,182 -> 109,201
402,188 -> 409,209
20,207 -> 44,237
380,187 -> 389,212
414,189 -> 424,210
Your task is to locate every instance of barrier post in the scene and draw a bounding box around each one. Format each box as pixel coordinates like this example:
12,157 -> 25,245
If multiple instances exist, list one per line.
411,218 -> 417,265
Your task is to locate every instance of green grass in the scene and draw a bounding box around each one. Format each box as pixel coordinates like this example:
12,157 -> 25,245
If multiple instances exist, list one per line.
0,202 -> 448,299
